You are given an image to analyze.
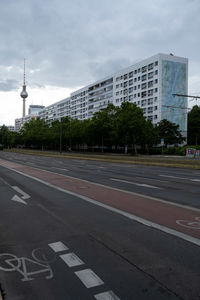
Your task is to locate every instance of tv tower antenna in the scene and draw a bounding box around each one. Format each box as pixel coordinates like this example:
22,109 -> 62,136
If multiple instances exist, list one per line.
20,58 -> 28,117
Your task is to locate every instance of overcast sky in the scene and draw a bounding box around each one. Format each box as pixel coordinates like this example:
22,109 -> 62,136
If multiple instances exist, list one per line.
1,0 -> 200,125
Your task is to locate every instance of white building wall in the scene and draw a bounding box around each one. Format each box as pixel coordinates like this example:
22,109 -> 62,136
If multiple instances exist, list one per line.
17,53 -> 188,132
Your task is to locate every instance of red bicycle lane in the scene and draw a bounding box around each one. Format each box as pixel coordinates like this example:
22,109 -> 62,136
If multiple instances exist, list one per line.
1,159 -> 200,243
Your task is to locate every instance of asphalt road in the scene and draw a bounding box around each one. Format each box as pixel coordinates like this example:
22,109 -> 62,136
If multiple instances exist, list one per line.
0,152 -> 199,300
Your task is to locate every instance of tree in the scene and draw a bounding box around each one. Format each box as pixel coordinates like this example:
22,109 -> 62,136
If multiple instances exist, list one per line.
115,102 -> 146,154
91,104 -> 117,152
156,119 -> 185,146
188,105 -> 200,145
20,118 -> 48,149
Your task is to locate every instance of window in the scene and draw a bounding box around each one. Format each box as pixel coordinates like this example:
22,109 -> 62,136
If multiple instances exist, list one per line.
142,74 -> 146,81
129,72 -> 133,78
134,78 -> 137,82
148,63 -> 154,70
124,81 -> 128,88
155,88 -> 158,93
142,66 -> 147,73
116,91 -> 119,96
155,61 -> 158,66
148,72 -> 154,79
154,115 -> 158,119
116,84 -> 119,89
134,70 -> 137,74
141,100 -> 146,106
138,84 -> 140,89
155,79 -> 158,84
134,86 -> 137,90
124,74 -> 128,80
138,92 -> 140,97
148,98 -> 153,105
142,83 -> 147,89
148,81 -> 153,88
129,87 -> 133,93
141,91 -> 146,98
155,70 -> 158,75
138,68 -> 141,72
154,97 -> 158,102
138,76 -> 140,81
154,106 -> 158,111
129,95 -> 133,101
129,79 -> 133,85
148,89 -> 154,96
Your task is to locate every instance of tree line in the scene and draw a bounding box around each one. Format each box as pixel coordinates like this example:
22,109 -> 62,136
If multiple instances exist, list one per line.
1,102 -> 199,154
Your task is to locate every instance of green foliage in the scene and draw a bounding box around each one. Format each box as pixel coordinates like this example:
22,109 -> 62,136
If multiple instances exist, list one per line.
156,119 -> 185,146
6,103 -> 188,154
188,105 -> 200,145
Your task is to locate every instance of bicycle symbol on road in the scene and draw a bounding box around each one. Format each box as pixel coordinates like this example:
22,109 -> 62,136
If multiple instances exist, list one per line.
176,216 -> 200,229
0,248 -> 55,282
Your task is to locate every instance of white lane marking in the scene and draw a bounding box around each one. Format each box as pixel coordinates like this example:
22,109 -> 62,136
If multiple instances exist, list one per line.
12,186 -> 30,200
11,195 -> 27,205
110,178 -> 162,189
75,269 -> 104,288
60,253 -> 84,267
160,174 -> 200,182
95,290 -> 121,300
52,167 -> 69,172
48,242 -> 68,252
3,166 -> 200,247
135,176 -> 169,183
159,175 -> 187,180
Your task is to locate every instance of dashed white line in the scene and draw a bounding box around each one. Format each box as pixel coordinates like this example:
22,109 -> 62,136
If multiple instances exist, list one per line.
48,241 -> 69,252
160,174 -> 200,182
60,253 -> 84,267
110,178 -> 162,189
75,269 -> 104,288
52,167 -> 69,172
94,291 -> 121,300
159,175 -> 188,180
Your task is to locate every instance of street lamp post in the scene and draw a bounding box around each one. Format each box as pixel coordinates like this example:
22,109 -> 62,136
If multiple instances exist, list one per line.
60,118 -> 62,154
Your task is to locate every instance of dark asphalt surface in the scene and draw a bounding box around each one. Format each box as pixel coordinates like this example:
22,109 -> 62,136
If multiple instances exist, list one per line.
0,152 -> 200,300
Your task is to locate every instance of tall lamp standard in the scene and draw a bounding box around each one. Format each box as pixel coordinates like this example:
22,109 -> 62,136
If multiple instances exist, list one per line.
59,117 -> 62,154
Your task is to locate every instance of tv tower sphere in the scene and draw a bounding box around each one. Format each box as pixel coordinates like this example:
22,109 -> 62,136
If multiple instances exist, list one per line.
20,59 -> 28,117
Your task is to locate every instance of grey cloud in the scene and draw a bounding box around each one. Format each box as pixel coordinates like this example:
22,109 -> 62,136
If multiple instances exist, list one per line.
0,79 -> 19,92
0,0 -> 200,91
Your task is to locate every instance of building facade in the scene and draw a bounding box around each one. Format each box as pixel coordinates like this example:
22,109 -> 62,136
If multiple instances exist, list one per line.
33,53 -> 188,134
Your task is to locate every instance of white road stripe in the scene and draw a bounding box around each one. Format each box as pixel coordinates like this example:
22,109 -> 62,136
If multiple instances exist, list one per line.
95,291 -> 120,300
110,178 -> 162,189
12,186 -> 30,199
48,241 -> 69,252
136,176 -> 168,183
60,253 -> 84,267
52,167 -> 69,171
159,175 -> 188,180
160,174 -> 200,182
75,269 -> 104,288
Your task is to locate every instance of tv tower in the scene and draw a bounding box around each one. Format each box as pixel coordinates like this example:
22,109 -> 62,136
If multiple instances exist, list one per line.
20,59 -> 28,117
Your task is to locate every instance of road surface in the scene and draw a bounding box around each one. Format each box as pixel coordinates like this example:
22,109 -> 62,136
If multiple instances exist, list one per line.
0,152 -> 199,299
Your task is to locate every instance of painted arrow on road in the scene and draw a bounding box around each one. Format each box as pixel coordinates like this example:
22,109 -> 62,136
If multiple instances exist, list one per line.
12,186 -> 31,200
11,186 -> 31,205
11,195 -> 27,205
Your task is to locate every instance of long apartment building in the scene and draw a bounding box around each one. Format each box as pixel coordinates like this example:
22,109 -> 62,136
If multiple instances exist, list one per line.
38,53 -> 188,134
